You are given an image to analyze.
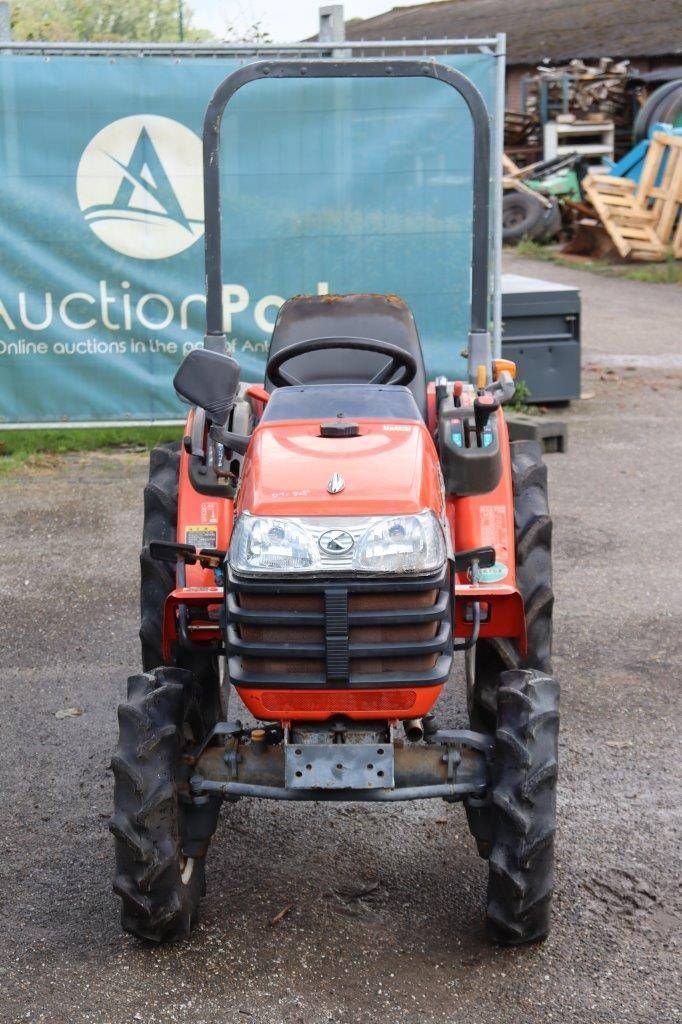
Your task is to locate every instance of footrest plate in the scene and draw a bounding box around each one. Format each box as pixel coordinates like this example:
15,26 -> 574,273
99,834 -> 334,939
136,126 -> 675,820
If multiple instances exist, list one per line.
285,742 -> 395,790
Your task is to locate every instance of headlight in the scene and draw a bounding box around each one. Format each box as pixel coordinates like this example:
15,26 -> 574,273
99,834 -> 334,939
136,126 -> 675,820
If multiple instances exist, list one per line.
353,512 -> 446,575
229,515 -> 317,574
229,511 -> 446,577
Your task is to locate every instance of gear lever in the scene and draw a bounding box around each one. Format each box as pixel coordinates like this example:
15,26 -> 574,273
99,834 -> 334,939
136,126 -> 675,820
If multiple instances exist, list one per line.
473,393 -> 499,447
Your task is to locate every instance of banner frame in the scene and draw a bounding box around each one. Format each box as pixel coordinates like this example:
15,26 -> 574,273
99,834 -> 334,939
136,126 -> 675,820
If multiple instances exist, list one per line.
0,36 -> 505,428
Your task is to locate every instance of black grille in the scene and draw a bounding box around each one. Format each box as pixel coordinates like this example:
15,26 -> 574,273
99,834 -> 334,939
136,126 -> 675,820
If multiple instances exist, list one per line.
226,567 -> 452,689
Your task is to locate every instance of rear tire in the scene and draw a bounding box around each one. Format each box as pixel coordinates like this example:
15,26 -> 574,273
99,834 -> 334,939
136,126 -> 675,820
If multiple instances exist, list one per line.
467,440 -> 553,732
110,668 -> 218,943
140,442 -> 222,724
486,669 -> 559,945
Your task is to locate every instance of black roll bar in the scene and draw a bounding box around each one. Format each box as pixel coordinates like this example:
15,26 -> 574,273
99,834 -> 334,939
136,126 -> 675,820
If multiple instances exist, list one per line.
202,59 -> 491,364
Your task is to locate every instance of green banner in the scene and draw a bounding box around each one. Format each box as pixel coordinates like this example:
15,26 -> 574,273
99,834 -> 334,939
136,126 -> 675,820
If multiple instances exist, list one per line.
0,53 -> 496,424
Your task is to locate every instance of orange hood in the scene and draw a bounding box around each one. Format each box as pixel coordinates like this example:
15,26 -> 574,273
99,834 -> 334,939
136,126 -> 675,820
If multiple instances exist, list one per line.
236,419 -> 445,519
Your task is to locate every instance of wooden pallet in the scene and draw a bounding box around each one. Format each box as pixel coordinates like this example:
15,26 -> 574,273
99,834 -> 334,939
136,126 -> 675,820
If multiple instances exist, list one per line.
583,132 -> 682,261
642,133 -> 682,258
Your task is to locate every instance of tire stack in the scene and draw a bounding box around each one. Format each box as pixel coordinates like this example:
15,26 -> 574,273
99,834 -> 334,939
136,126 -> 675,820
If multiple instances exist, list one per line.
633,80 -> 682,143
503,191 -> 562,245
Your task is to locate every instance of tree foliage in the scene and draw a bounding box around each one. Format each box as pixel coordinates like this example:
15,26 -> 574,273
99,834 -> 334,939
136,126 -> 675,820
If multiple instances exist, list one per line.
11,0 -> 213,43
223,20 -> 272,44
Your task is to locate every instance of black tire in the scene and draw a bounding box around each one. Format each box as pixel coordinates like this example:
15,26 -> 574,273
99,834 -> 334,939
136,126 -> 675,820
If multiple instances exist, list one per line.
140,442 -> 221,723
502,191 -> 545,244
633,80 -> 682,142
467,440 -> 553,733
140,442 -> 180,671
658,84 -> 682,132
486,668 -> 559,945
536,198 -> 562,242
110,667 -> 220,942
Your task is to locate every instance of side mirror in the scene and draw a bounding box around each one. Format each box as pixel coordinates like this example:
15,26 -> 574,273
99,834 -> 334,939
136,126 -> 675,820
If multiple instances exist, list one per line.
173,349 -> 240,424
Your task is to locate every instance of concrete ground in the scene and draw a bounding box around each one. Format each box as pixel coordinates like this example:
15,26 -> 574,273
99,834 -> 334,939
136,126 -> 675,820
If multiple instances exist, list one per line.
504,252 -> 682,368
0,258 -> 680,1023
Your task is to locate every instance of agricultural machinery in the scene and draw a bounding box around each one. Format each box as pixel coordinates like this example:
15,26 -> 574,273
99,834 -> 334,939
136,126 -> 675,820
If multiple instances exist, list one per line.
111,59 -> 558,946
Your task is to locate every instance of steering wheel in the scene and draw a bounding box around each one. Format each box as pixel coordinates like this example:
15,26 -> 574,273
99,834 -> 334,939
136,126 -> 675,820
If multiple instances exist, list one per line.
266,336 -> 418,389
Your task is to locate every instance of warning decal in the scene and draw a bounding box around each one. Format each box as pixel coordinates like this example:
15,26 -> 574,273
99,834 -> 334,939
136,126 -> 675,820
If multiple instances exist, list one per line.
185,525 -> 218,550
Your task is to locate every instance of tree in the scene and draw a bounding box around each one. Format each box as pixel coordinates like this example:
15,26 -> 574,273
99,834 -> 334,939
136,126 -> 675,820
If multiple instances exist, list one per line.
223,20 -> 272,45
10,0 -> 214,43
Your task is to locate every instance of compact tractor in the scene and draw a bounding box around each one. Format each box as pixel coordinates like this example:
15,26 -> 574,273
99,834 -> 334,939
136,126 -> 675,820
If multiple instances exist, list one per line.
111,60 -> 558,946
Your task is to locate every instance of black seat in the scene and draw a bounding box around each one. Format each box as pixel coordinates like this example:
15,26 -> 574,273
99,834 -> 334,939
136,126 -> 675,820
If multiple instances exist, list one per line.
265,293 -> 427,420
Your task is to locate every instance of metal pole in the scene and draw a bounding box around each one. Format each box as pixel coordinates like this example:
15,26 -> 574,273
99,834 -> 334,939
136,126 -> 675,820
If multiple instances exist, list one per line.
318,4 -> 349,58
318,5 -> 345,44
492,32 -> 506,360
0,2 -> 11,42
0,38 -> 500,55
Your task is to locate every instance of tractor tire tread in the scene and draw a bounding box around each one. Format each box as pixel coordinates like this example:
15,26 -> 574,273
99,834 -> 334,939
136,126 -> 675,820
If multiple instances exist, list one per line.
486,669 -> 559,945
110,667 -> 204,943
469,440 -> 553,729
139,443 -> 221,722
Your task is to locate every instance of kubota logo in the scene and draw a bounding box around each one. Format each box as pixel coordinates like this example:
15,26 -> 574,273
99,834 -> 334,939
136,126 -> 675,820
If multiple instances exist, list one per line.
318,530 -> 354,555
76,115 -> 204,260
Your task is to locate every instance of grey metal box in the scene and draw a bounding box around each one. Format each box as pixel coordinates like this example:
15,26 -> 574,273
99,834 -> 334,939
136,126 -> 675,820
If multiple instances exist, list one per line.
501,273 -> 581,403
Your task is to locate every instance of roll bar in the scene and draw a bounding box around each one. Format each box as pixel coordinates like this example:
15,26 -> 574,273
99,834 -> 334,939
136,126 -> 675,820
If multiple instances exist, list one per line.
202,59 -> 491,379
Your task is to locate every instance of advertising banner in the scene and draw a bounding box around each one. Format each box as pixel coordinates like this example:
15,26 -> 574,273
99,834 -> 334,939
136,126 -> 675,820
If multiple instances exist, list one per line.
0,53 -> 496,423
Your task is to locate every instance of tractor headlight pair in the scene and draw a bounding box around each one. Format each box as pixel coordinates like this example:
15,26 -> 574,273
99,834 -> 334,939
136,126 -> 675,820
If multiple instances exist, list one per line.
229,511 -> 446,577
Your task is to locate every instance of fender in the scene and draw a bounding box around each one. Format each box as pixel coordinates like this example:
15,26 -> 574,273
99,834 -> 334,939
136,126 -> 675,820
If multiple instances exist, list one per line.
448,410 -> 527,654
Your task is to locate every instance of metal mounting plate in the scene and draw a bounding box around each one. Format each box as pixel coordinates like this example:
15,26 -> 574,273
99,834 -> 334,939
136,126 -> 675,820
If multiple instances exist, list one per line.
285,742 -> 395,790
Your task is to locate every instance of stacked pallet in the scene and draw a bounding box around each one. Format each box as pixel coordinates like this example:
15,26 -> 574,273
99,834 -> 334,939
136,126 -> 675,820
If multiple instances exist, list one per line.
582,132 -> 682,261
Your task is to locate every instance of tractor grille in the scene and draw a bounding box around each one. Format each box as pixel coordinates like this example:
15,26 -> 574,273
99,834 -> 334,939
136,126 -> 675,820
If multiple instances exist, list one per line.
226,568 -> 452,689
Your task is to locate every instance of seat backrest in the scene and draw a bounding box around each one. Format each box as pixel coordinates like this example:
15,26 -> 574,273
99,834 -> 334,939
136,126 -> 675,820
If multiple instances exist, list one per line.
265,293 -> 427,419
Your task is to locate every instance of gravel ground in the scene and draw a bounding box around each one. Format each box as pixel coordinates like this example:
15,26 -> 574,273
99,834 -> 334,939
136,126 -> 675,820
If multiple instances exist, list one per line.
0,262 -> 680,1023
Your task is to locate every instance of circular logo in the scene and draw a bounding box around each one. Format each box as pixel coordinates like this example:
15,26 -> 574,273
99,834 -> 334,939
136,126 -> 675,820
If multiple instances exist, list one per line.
76,114 -> 204,260
318,530 -> 355,556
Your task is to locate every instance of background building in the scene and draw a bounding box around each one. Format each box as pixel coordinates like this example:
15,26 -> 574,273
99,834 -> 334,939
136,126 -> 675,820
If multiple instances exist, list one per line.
340,0 -> 682,110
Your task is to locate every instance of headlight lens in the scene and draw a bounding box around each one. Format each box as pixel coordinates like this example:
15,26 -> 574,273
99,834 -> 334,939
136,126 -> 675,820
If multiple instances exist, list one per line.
353,512 -> 445,574
229,511 -> 446,577
229,515 -> 317,574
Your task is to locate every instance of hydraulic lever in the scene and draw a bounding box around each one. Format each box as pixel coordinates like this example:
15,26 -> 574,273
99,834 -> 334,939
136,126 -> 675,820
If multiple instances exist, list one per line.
473,393 -> 499,446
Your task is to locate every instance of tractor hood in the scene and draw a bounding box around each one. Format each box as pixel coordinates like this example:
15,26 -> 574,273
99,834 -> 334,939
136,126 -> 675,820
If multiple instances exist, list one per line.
236,419 -> 445,519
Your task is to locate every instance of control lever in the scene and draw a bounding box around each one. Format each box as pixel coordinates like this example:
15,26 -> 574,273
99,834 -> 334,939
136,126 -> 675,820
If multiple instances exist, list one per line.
209,423 -> 250,454
483,369 -> 515,405
434,375 -> 448,410
473,393 -> 499,446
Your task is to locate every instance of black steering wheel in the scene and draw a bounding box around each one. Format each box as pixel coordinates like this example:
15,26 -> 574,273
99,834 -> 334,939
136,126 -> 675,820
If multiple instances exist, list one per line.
266,336 -> 418,389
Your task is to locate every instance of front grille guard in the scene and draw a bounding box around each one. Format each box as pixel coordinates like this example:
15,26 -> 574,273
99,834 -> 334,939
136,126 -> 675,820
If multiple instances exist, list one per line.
226,566 -> 453,690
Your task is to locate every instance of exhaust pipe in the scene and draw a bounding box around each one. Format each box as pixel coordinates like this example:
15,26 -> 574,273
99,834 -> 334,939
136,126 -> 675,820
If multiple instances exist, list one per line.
403,718 -> 424,743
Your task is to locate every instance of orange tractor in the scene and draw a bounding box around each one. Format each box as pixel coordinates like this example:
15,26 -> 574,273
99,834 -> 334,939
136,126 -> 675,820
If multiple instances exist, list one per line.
111,59 -> 558,946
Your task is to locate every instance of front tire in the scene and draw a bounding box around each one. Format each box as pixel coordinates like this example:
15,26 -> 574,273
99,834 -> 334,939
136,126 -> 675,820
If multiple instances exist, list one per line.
110,667 -> 216,943
486,669 -> 559,944
463,441 -> 558,942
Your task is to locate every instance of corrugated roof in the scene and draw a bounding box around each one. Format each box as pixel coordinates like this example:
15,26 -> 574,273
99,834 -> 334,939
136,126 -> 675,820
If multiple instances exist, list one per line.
342,0 -> 682,64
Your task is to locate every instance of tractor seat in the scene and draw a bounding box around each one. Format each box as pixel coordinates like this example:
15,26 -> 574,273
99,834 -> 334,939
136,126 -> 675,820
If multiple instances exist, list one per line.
264,293 -> 427,420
